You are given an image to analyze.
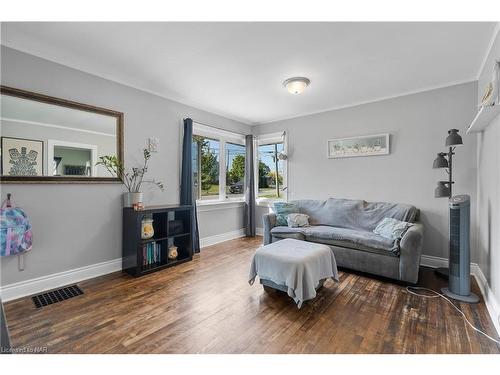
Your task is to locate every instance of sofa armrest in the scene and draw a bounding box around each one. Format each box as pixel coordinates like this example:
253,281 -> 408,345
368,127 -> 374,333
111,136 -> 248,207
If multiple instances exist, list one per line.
262,213 -> 277,245
399,222 -> 424,284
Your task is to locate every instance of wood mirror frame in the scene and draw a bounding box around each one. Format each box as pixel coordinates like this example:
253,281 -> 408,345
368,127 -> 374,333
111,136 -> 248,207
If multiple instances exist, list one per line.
0,86 -> 124,183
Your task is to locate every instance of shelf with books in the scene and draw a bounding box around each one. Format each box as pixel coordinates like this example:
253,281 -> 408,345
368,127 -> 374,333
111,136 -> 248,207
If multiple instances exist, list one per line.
140,240 -> 166,268
122,204 -> 193,276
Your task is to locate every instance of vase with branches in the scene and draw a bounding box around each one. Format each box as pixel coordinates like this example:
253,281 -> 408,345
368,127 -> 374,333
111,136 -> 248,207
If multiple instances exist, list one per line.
97,149 -> 164,206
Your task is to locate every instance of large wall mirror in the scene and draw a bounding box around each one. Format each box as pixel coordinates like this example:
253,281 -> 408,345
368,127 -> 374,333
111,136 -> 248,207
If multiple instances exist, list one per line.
0,86 -> 123,183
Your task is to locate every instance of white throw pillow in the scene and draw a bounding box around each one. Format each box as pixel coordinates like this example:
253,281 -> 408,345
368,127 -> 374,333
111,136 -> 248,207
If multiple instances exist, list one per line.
287,213 -> 310,228
373,217 -> 412,240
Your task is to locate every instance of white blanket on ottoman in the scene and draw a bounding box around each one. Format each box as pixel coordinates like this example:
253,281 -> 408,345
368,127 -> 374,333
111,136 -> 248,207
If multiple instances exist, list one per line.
249,238 -> 339,308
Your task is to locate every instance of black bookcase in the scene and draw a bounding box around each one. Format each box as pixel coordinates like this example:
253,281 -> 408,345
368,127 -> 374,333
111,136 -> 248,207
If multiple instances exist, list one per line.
122,204 -> 193,276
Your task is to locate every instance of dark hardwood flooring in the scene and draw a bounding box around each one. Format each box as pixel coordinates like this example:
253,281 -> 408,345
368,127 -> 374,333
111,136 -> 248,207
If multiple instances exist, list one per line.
4,236 -> 500,354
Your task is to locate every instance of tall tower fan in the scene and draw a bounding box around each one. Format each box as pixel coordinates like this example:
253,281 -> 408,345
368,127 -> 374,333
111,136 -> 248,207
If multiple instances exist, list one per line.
441,195 -> 479,303
433,129 -> 478,303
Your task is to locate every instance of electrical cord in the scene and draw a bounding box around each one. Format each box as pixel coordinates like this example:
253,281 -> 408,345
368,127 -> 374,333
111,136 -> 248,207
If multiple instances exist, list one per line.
406,286 -> 500,345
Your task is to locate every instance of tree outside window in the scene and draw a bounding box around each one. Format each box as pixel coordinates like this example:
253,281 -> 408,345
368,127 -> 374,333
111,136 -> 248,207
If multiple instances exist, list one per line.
258,142 -> 285,199
192,135 -> 220,200
226,142 -> 245,199
191,127 -> 285,204
192,133 -> 245,202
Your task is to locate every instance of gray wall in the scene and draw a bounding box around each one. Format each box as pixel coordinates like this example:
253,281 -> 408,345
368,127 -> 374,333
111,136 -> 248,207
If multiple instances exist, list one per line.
253,82 -> 478,261
476,28 -> 500,324
0,46 -> 250,286
197,204 -> 245,239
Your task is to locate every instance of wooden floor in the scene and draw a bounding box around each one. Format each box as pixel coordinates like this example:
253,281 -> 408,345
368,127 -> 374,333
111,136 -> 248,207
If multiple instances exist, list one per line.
4,236 -> 500,354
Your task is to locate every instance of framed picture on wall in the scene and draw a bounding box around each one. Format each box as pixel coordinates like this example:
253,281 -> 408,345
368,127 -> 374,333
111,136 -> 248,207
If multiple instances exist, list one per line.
327,133 -> 390,158
1,136 -> 44,176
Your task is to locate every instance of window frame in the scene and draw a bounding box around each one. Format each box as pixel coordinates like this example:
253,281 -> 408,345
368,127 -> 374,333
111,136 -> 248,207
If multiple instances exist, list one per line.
192,122 -> 246,205
254,131 -> 288,207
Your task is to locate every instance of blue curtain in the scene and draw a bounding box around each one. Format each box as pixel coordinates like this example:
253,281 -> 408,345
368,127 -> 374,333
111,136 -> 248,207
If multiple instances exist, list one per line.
245,135 -> 256,236
180,118 -> 200,253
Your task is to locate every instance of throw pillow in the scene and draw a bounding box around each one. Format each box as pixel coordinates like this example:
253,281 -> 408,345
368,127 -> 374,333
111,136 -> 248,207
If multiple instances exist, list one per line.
286,213 -> 310,228
373,217 -> 413,240
273,202 -> 300,226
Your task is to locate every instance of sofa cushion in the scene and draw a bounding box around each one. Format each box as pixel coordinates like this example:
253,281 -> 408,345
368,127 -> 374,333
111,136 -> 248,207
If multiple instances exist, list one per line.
293,198 -> 418,232
304,226 -> 399,256
270,226 -> 306,241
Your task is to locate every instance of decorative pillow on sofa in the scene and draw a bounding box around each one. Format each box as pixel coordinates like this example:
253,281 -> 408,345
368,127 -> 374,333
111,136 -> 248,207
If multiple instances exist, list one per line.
286,213 -> 310,228
273,202 -> 300,226
373,217 -> 413,240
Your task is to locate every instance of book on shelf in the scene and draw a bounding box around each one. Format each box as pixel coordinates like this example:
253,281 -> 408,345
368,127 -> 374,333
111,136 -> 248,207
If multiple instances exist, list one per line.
142,241 -> 163,267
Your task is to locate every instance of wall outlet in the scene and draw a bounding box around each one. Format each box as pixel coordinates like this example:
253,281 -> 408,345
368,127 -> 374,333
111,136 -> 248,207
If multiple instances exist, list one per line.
148,137 -> 159,152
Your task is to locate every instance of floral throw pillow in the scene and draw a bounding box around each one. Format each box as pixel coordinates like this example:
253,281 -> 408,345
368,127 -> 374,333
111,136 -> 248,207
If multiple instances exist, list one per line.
273,202 -> 300,226
286,213 -> 310,228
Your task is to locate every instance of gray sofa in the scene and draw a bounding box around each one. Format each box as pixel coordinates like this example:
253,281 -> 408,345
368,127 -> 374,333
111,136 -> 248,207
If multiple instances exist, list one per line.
262,198 -> 424,283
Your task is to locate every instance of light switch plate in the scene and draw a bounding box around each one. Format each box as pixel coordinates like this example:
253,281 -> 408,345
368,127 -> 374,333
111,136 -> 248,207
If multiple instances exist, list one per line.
148,137 -> 159,152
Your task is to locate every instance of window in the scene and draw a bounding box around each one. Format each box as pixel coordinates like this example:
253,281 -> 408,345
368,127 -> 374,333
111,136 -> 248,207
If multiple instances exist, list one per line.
192,123 -> 245,203
255,132 -> 287,205
258,142 -> 284,199
225,142 -> 246,199
192,136 -> 220,200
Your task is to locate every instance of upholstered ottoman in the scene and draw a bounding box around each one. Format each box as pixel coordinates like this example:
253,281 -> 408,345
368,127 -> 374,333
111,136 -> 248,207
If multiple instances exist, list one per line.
249,238 -> 339,308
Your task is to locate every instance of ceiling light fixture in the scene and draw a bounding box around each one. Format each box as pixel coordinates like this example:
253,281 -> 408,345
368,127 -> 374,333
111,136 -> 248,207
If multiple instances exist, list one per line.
283,77 -> 310,95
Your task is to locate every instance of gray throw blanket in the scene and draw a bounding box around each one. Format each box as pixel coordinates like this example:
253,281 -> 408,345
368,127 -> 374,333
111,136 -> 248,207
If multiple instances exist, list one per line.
271,225 -> 401,255
249,239 -> 339,308
293,198 -> 418,232
281,198 -> 418,255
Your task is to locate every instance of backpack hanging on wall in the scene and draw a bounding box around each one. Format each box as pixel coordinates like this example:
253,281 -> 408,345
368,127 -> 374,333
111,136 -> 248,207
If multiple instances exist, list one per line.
0,195 -> 32,257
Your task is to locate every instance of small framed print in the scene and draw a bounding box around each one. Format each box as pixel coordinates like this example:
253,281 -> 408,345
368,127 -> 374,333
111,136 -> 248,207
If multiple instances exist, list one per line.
1,136 -> 44,176
327,133 -> 390,158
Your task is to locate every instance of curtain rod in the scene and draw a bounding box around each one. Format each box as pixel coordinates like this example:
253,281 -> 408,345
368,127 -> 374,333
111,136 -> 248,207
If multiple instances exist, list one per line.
185,118 -> 286,138
185,118 -> 247,136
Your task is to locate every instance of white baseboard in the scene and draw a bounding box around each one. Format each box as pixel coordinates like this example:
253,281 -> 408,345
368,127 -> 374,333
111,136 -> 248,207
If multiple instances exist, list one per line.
200,228 -> 246,248
420,254 -> 499,336
420,254 -> 449,269
0,258 -> 122,302
256,227 -> 264,236
472,265 -> 500,336
421,254 -> 481,278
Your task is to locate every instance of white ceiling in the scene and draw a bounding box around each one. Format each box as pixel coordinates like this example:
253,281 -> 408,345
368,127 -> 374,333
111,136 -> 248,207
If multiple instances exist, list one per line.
1,22 -> 497,125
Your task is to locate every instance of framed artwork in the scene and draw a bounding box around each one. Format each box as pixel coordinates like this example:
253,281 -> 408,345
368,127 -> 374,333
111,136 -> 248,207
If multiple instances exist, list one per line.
1,136 -> 44,176
327,133 -> 389,158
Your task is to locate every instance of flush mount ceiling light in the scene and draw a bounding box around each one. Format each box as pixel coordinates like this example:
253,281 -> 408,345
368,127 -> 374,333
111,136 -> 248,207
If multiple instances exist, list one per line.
283,77 -> 310,95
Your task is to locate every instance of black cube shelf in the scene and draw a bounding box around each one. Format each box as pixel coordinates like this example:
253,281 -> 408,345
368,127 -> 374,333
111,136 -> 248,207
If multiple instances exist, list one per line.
122,204 -> 193,276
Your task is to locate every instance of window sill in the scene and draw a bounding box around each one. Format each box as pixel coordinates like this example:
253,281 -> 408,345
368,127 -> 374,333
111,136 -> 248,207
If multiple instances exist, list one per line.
196,199 -> 245,212
256,198 -> 285,208
256,201 -> 273,208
